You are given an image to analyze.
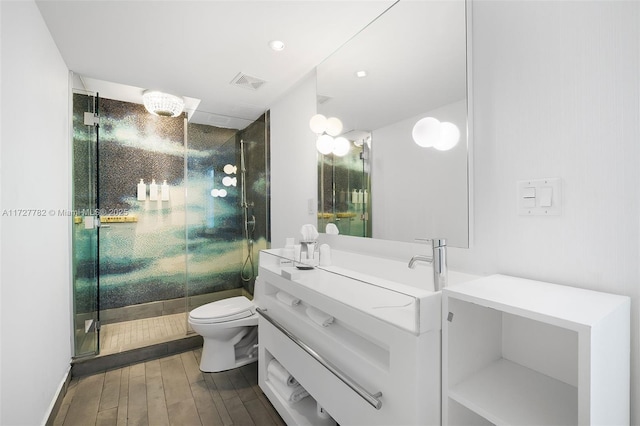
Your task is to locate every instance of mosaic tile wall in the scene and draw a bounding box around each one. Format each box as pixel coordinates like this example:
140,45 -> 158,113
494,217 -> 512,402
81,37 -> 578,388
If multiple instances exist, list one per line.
72,94 -> 267,312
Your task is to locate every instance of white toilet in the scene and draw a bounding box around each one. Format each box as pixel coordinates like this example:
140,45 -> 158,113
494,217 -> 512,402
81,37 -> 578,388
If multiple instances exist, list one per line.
188,296 -> 259,372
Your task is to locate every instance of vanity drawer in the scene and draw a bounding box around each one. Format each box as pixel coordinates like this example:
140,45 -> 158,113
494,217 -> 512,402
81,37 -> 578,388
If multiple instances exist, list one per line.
259,316 -> 392,425
255,265 -> 441,425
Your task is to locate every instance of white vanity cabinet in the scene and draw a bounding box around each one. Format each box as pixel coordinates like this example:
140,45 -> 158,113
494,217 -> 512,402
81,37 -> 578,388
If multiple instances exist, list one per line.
255,250 -> 443,426
442,275 -> 630,425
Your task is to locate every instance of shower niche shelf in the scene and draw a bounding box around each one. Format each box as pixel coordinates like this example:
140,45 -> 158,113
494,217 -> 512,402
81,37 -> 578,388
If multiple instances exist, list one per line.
442,274 -> 630,426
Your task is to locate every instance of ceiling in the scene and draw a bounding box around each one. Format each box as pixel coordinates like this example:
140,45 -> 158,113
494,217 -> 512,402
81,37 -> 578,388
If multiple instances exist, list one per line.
316,0 -> 467,134
36,0 -> 395,129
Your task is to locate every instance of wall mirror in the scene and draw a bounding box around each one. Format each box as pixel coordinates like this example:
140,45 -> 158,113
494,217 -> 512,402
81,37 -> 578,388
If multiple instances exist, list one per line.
315,0 -> 470,248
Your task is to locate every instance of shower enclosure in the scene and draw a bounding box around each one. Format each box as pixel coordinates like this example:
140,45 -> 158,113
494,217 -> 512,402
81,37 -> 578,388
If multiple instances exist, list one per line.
71,91 -> 100,355
71,86 -> 270,358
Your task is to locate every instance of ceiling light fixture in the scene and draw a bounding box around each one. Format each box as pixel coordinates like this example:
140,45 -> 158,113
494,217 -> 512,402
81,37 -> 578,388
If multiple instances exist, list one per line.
142,90 -> 185,117
355,70 -> 368,78
268,40 -> 285,51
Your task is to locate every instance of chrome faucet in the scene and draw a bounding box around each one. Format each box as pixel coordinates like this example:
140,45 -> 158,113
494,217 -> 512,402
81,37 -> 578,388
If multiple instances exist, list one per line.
408,238 -> 448,291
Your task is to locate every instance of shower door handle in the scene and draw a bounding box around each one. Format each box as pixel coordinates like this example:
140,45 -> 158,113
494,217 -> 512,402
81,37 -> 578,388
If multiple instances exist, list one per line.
95,217 -> 110,228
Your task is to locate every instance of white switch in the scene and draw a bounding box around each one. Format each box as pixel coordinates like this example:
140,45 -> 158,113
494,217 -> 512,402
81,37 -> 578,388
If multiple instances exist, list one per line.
523,197 -> 536,208
517,178 -> 561,215
539,187 -> 553,207
522,187 -> 536,199
522,187 -> 536,208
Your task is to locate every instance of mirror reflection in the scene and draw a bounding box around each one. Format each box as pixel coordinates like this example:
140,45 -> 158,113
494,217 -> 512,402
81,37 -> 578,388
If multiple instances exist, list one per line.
315,0 -> 469,247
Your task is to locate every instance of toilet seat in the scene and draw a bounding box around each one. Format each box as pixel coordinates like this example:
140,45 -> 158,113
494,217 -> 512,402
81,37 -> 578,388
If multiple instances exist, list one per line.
189,296 -> 256,324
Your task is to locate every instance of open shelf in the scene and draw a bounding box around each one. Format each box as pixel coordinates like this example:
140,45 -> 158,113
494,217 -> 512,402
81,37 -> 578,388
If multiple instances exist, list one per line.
449,358 -> 576,426
443,274 -> 630,426
262,379 -> 336,426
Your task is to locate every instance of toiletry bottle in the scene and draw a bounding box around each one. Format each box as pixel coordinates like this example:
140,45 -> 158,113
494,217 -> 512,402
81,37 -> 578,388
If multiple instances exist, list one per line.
161,180 -> 170,201
137,179 -> 146,201
319,244 -> 331,266
352,189 -> 358,204
149,179 -> 158,201
281,238 -> 295,266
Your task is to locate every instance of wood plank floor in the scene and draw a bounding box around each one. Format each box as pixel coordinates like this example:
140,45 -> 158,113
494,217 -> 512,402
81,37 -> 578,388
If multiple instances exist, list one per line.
54,348 -> 286,426
100,313 -> 188,355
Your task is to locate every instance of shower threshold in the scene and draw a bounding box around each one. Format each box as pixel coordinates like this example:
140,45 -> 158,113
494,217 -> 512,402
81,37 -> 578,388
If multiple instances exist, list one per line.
100,312 -> 188,355
71,313 -> 202,377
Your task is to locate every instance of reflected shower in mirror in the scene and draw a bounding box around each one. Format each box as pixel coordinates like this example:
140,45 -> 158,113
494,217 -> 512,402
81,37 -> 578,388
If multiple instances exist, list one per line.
317,131 -> 372,238
315,0 -> 469,247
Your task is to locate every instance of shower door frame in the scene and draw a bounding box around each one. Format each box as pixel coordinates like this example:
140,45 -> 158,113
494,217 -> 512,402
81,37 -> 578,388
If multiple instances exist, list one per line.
71,89 -> 101,358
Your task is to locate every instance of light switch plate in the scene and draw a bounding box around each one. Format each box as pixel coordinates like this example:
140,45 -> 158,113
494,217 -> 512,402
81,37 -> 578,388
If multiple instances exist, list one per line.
517,178 -> 561,216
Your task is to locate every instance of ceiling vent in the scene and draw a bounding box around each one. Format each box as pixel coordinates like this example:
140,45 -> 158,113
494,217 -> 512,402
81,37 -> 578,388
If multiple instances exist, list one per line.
230,72 -> 266,91
207,114 -> 231,127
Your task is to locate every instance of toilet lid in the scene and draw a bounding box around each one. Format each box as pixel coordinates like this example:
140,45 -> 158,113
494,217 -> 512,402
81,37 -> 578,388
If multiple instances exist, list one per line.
189,296 -> 255,323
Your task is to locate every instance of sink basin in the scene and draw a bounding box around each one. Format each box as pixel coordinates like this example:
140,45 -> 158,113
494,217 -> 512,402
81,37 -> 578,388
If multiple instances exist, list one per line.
324,249 -> 479,292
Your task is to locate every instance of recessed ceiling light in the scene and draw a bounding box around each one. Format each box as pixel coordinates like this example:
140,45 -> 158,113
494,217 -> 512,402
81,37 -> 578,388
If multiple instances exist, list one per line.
268,40 -> 285,51
355,70 -> 368,78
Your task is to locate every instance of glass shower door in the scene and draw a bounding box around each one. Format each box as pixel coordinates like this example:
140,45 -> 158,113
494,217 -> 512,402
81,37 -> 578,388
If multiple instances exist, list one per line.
72,91 -> 100,357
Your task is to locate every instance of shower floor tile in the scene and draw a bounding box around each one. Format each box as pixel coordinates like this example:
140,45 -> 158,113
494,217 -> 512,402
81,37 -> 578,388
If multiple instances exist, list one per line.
100,312 -> 188,355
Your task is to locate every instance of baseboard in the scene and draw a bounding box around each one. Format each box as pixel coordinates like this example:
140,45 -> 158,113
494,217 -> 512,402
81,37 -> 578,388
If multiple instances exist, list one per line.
44,365 -> 72,426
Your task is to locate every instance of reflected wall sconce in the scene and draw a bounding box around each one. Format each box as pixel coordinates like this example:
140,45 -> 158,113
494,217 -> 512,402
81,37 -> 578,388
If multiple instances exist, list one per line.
412,117 -> 460,151
309,114 -> 350,156
332,137 -> 350,156
223,164 -> 237,175
310,114 -> 343,136
211,189 -> 228,198
142,90 -> 185,117
222,176 -> 237,187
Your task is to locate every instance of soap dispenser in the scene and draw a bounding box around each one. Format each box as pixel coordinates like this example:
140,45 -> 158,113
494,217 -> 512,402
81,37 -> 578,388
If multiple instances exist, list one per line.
149,179 -> 158,201
137,179 -> 146,201
161,180 -> 170,201
281,237 -> 295,266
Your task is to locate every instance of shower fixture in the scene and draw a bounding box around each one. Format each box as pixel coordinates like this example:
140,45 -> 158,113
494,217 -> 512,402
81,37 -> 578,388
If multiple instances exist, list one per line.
240,139 -> 256,283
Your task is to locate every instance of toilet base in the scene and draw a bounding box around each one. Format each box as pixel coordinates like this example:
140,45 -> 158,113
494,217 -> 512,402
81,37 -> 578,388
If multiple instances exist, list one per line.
199,345 -> 258,372
199,327 -> 258,373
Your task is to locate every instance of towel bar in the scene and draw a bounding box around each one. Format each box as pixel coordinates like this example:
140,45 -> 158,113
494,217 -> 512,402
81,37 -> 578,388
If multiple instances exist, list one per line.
256,307 -> 383,410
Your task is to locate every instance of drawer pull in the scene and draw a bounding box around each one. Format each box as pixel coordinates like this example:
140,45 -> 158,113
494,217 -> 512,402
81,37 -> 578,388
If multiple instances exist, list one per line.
256,307 -> 383,410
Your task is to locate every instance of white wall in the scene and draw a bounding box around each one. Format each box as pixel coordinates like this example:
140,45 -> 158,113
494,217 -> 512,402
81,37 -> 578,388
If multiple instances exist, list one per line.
461,3 -> 639,422
0,1 -> 72,424
372,100 -> 468,247
270,1 -> 640,423
270,73 -> 319,247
